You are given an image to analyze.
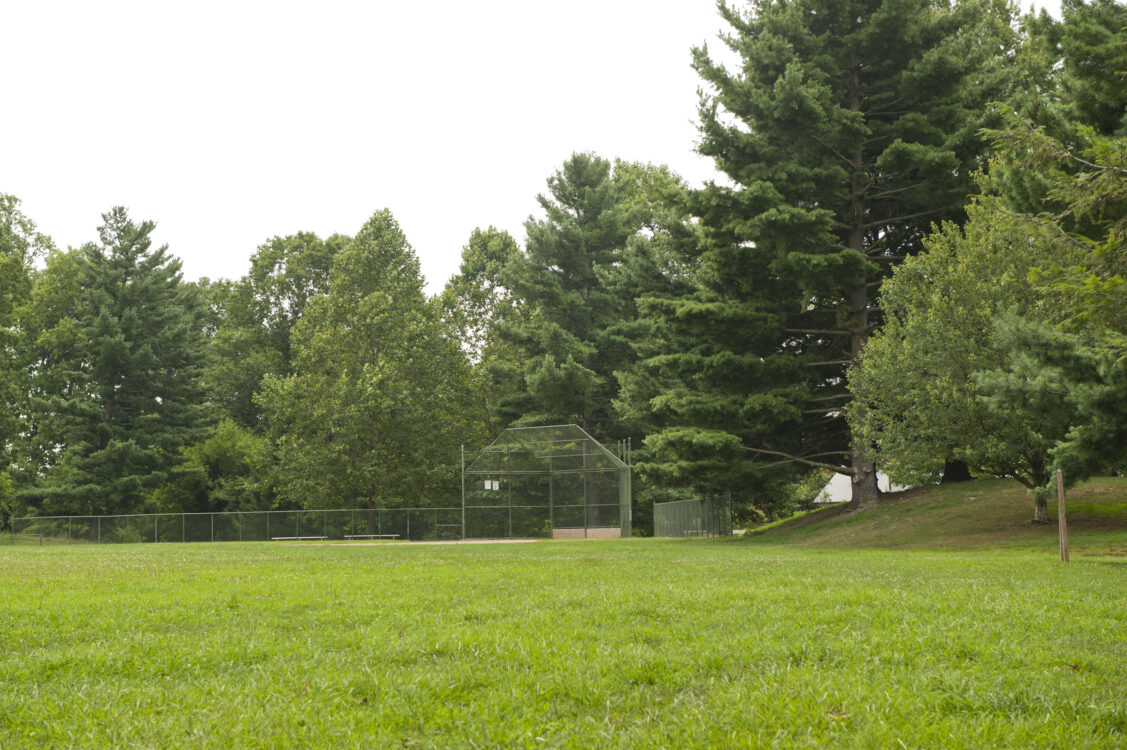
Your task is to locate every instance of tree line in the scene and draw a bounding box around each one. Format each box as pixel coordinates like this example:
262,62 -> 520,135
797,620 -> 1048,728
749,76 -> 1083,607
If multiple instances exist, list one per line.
2,0 -> 1124,530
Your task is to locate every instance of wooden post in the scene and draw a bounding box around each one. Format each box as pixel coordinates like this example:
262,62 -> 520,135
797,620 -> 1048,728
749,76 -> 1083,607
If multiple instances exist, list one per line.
1056,469 -> 1069,563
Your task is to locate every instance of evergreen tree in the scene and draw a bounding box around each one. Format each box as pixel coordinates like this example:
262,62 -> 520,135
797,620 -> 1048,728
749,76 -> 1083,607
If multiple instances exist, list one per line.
20,208 -> 208,517
643,0 -> 1016,507
497,153 -> 636,437
1058,0 -> 1127,137
498,155 -> 685,441
969,0 -> 1127,495
854,0 -> 1126,519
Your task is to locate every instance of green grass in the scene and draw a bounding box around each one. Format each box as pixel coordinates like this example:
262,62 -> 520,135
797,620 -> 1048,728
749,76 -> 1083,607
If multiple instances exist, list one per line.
747,477 -> 1127,555
2,526 -> 1126,747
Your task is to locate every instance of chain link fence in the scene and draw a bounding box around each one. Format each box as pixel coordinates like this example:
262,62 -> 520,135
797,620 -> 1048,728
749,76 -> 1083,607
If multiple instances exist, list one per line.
10,507 -> 466,544
653,495 -> 733,538
463,425 -> 633,539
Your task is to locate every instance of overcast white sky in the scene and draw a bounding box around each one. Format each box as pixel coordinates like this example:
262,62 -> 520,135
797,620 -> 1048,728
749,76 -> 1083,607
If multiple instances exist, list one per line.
3,0 -> 1060,294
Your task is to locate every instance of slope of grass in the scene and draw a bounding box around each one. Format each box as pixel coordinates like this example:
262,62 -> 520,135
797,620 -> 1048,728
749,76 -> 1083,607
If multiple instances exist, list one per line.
2,535 -> 1125,748
746,477 -> 1127,556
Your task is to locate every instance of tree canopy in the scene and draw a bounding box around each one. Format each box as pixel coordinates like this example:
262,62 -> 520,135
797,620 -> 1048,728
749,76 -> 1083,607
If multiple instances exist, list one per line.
18,209 -> 209,518
2,0 -> 1123,534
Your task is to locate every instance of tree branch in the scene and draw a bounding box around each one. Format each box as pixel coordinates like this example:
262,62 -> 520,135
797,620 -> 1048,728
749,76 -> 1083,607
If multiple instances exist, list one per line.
739,445 -> 855,475
784,328 -> 852,336
810,135 -> 855,168
864,208 -> 943,229
868,181 -> 929,200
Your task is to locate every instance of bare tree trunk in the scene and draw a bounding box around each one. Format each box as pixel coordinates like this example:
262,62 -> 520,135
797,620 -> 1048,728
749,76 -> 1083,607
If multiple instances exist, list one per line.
1033,495 -> 1049,524
847,273 -> 880,511
940,459 -> 972,483
1029,460 -> 1050,524
850,453 -> 880,510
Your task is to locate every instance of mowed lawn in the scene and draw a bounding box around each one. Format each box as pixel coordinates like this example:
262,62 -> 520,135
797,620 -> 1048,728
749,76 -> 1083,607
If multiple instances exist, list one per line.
1,537 -> 1125,748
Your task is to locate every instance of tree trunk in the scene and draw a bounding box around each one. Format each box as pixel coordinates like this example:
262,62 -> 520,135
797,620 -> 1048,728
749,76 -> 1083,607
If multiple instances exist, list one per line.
850,454 -> 880,510
1029,459 -> 1050,524
847,275 -> 879,511
367,498 -> 376,535
1033,495 -> 1049,524
940,459 -> 972,483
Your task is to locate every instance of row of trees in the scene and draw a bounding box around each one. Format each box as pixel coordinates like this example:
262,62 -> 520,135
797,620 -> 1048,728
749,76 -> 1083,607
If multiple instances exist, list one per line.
2,0 -> 1124,529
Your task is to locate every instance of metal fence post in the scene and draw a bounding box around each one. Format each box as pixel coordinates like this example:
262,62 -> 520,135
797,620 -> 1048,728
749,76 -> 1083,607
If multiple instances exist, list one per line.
210,514 -> 214,543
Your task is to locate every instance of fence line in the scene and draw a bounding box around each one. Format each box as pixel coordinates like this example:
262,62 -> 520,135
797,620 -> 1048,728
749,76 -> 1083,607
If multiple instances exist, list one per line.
11,502 -> 628,545
12,507 -> 463,545
653,495 -> 733,538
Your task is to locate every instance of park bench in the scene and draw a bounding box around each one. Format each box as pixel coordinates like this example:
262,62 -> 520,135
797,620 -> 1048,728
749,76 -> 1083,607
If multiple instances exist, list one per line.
343,534 -> 401,540
270,536 -> 328,541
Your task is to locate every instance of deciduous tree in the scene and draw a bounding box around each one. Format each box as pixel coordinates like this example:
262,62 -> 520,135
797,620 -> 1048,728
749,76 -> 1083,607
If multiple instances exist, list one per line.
849,199 -> 1081,521
260,210 -> 478,510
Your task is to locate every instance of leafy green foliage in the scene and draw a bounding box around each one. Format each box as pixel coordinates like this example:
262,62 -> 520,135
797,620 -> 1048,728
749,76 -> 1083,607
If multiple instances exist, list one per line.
0,195 -> 54,501
152,419 -> 275,513
850,199 -> 1080,498
1058,0 -> 1127,137
970,0 -> 1127,497
440,226 -> 521,365
259,210 -> 479,509
439,227 -> 524,438
208,232 -> 348,427
12,248 -> 84,494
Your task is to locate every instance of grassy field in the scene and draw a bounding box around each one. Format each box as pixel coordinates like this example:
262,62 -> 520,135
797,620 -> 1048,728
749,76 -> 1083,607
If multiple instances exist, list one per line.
2,482 -> 1126,748
748,477 -> 1127,554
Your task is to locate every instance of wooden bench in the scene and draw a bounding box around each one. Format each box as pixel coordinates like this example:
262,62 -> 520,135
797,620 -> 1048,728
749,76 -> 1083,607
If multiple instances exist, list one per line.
270,536 -> 328,541
344,534 -> 400,540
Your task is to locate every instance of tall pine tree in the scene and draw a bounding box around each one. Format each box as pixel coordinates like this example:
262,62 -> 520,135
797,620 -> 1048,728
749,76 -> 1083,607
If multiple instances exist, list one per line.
20,208 -> 208,517
499,154 -> 686,443
497,153 -> 635,437
642,0 -> 1016,507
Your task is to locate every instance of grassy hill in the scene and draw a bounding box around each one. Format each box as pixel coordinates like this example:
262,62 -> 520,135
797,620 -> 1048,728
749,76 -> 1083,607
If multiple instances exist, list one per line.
746,477 -> 1127,556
